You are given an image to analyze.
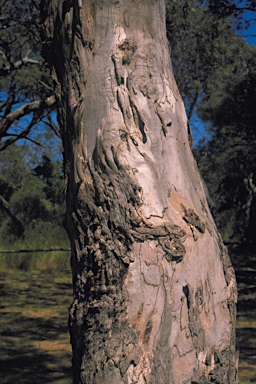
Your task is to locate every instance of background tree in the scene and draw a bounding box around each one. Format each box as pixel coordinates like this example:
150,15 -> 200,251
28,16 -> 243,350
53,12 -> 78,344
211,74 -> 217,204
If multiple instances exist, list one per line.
0,143 -> 67,253
205,0 -> 256,28
41,1 -> 238,383
166,0 -> 253,133
0,0 -> 56,151
0,0 -> 65,251
196,44 -> 256,254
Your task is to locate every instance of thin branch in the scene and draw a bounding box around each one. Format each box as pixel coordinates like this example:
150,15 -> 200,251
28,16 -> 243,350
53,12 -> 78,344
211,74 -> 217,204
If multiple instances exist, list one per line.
247,174 -> 256,194
2,88 -> 17,118
0,99 -> 7,113
0,49 -> 42,76
238,32 -> 256,37
0,129 -> 45,152
38,80 -> 54,92
0,136 -> 44,151
42,118 -> 61,138
0,95 -> 56,138
0,112 -> 46,151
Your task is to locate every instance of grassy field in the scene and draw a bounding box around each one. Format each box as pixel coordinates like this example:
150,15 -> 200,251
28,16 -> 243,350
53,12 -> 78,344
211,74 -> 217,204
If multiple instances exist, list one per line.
0,262 -> 255,383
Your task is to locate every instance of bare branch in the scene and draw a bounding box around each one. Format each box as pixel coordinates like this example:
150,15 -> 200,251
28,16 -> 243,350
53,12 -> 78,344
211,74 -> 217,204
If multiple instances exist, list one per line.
0,133 -> 44,151
42,116 -> 60,138
0,49 -> 42,76
0,112 -> 46,151
0,95 -> 56,138
38,80 -> 53,92
0,99 -> 7,113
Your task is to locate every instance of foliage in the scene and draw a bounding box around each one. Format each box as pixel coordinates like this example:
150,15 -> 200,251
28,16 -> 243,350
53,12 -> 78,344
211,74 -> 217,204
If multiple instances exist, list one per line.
0,143 -> 29,186
0,144 -> 67,250
204,0 -> 256,29
166,0 -> 251,123
10,189 -> 50,226
195,46 -> 256,249
0,175 -> 14,201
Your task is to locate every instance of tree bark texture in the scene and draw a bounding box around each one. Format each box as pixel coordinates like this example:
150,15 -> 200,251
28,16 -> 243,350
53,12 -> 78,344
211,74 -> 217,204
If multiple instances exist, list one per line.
41,1 -> 238,383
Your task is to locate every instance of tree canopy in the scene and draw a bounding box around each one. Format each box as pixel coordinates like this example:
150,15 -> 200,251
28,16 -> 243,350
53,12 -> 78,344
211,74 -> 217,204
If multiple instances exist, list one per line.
166,0 -> 254,124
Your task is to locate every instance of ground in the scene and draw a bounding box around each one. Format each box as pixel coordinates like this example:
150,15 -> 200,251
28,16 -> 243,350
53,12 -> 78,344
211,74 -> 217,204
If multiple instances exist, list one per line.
0,262 -> 255,383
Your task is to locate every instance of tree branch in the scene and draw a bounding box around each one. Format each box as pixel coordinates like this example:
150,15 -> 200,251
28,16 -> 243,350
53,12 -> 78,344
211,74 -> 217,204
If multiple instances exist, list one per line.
0,113 -> 45,151
0,194 -> 24,235
0,95 -> 56,139
247,173 -> 256,194
0,49 -> 42,76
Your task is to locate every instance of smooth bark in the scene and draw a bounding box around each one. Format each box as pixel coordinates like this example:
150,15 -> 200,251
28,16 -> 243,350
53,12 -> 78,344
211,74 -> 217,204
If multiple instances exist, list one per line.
41,1 -> 238,383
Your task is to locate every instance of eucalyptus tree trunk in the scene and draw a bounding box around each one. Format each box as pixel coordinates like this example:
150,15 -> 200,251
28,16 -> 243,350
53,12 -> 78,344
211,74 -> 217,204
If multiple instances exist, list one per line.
41,1 -> 238,383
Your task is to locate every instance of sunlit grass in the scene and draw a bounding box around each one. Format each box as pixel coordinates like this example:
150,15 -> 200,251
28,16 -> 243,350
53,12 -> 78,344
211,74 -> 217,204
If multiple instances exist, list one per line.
237,316 -> 256,329
0,250 -> 70,271
0,221 -> 70,271
239,361 -> 256,384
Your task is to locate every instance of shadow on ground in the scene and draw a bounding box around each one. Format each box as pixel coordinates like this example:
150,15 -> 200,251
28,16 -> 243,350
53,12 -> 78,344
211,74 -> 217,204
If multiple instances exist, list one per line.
0,345 -> 71,384
0,269 -> 72,384
236,267 -> 256,383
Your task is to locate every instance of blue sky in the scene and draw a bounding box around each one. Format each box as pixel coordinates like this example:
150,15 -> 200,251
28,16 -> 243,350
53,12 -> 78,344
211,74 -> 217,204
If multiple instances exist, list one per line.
237,9 -> 256,45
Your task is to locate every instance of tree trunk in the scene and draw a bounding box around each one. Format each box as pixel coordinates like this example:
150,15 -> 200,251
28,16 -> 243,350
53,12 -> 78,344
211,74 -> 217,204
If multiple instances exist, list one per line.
41,1 -> 238,383
0,194 -> 24,236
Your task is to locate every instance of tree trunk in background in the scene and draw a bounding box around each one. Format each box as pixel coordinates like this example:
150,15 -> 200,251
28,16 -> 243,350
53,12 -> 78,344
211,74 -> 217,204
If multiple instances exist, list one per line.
0,195 -> 24,236
41,1 -> 238,382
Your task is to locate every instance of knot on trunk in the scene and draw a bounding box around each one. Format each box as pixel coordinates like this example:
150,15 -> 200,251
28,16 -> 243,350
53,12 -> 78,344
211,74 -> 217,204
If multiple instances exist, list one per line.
132,223 -> 186,263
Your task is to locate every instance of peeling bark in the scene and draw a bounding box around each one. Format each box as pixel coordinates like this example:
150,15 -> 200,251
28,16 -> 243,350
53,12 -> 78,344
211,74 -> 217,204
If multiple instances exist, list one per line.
41,1 -> 238,383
